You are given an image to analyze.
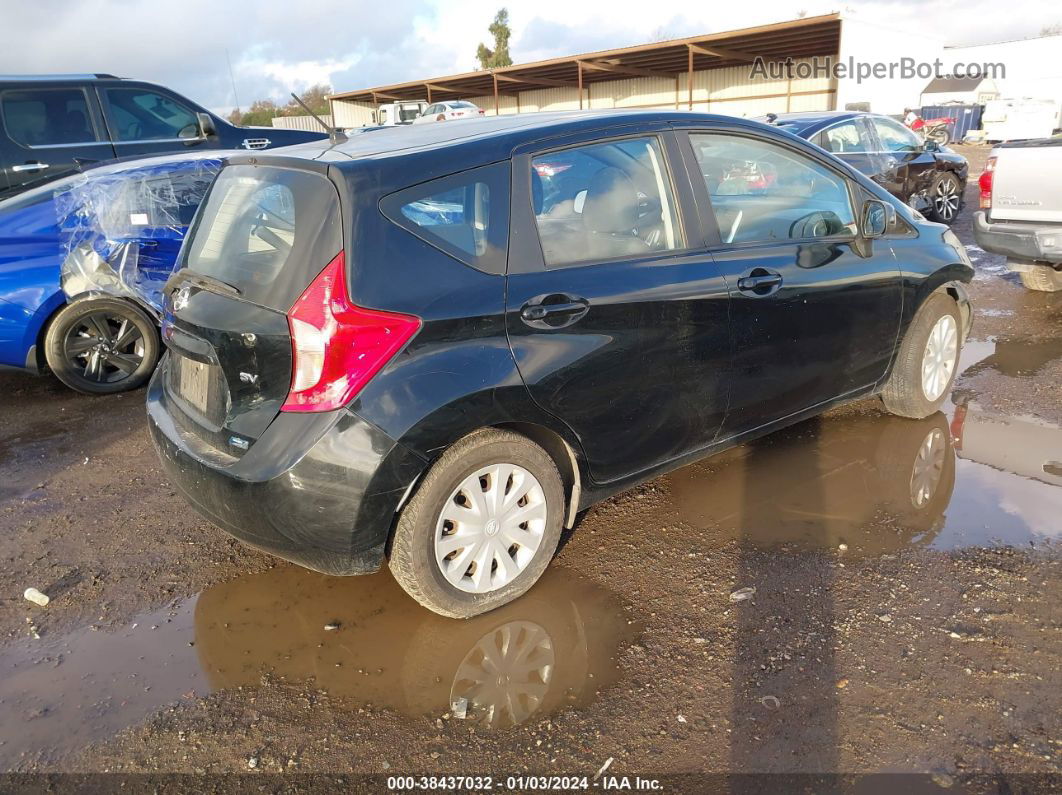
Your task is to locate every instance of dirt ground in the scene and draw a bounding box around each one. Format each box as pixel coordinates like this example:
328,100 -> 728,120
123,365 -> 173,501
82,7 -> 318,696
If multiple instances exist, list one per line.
0,145 -> 1059,791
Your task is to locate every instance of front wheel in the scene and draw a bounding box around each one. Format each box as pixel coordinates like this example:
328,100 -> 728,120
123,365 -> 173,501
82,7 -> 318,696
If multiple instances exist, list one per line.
43,298 -> 159,394
389,429 -> 565,618
924,173 -> 962,224
927,126 -> 950,146
880,293 -> 962,419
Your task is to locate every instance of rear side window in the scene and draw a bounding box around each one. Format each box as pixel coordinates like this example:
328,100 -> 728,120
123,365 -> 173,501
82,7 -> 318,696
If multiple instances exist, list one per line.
381,161 -> 510,275
1,88 -> 100,146
531,135 -> 681,268
184,165 -> 342,310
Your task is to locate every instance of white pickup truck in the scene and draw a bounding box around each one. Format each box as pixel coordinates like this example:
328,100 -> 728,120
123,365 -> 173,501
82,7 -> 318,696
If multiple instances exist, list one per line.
973,138 -> 1062,291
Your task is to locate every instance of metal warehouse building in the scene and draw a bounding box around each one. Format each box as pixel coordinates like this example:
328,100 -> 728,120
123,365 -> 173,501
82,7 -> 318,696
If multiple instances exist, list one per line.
328,13 -> 967,125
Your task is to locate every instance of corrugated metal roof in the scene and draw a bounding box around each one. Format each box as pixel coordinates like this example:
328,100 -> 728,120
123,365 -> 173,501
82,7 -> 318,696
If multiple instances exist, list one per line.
331,14 -> 841,104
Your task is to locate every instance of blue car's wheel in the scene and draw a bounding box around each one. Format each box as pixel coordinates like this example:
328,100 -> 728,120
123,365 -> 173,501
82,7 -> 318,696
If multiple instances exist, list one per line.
43,298 -> 159,394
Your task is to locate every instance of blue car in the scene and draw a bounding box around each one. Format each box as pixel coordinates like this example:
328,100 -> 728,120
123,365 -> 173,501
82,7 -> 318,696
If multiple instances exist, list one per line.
0,153 -> 220,393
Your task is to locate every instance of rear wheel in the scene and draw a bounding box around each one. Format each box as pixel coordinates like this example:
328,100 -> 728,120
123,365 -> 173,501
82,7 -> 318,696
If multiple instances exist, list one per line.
1019,266 -> 1062,292
880,293 -> 962,419
43,298 -> 159,394
925,172 -> 962,224
389,429 -> 565,618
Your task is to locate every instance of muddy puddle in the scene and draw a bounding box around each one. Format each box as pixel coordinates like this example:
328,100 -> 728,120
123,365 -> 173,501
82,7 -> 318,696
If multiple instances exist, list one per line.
666,336 -> 1062,554
0,566 -> 637,767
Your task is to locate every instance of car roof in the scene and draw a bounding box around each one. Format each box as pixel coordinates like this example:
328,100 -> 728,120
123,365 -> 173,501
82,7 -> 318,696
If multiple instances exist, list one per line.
766,111 -> 877,136
0,73 -> 119,82
259,110 -> 773,166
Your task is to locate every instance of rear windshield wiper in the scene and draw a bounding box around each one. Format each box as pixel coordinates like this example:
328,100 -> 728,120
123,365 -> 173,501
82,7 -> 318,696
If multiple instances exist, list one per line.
164,269 -> 242,299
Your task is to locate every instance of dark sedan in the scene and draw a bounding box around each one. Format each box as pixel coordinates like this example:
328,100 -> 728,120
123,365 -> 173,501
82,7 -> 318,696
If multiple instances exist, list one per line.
765,111 -> 969,224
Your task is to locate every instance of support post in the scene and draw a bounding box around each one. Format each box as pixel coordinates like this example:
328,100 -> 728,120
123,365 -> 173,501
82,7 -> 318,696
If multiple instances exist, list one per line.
687,45 -> 694,110
493,73 -> 499,115
577,62 -> 583,110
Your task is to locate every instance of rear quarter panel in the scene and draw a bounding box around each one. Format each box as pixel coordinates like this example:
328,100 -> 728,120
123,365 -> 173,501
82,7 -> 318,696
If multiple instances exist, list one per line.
0,192 -> 64,367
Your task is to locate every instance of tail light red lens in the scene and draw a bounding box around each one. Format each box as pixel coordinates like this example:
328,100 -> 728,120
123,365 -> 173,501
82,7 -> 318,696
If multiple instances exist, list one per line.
979,156 -> 995,210
282,252 -> 421,413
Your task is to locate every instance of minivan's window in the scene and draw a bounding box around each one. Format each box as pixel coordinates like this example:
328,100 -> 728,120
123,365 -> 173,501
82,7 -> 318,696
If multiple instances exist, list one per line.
815,120 -> 868,154
531,136 -> 681,268
1,88 -> 99,146
381,161 -> 510,275
691,133 -> 856,245
872,118 -> 922,153
184,165 -> 342,310
105,88 -> 199,142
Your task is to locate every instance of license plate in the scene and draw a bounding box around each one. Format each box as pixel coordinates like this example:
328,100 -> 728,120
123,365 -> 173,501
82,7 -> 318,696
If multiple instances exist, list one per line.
178,357 -> 211,415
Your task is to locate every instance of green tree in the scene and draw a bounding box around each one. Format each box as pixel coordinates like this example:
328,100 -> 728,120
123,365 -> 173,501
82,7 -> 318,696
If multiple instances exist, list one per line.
476,8 -> 513,69
238,99 -> 280,127
282,84 -> 332,117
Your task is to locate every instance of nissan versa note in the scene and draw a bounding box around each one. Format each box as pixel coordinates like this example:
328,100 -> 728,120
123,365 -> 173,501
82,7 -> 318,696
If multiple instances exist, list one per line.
148,111 -> 974,618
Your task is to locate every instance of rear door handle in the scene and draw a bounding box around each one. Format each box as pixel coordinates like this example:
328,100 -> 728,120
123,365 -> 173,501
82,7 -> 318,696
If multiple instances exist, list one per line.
12,162 -> 49,172
520,295 -> 590,327
737,272 -> 783,292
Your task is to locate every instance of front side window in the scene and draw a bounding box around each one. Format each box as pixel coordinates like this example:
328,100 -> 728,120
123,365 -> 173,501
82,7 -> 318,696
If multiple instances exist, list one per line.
690,133 -> 856,245
1,88 -> 99,146
105,88 -> 199,142
872,118 -> 922,153
381,161 -> 510,274
185,165 -> 342,310
531,135 -> 681,268
816,120 -> 868,154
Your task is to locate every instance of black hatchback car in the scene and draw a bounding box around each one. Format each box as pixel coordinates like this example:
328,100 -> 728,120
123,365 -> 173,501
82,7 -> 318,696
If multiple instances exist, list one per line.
766,111 -> 969,224
148,111 -> 973,617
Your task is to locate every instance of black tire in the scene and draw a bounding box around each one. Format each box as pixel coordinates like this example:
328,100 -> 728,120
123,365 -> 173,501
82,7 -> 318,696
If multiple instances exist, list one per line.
880,293 -> 962,419
43,298 -> 159,395
924,172 -> 963,224
927,127 -> 950,146
389,428 -> 565,619
1019,266 -> 1062,292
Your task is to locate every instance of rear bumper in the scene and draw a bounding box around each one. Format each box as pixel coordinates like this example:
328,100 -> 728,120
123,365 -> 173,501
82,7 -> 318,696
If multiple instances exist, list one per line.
146,360 -> 427,576
973,211 -> 1062,265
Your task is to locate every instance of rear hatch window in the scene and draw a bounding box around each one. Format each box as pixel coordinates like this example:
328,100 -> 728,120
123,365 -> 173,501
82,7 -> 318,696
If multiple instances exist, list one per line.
184,164 -> 342,310
163,164 -> 343,455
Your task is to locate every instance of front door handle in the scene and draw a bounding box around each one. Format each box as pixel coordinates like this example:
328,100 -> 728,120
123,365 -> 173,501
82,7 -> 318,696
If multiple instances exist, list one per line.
737,271 -> 783,294
520,295 -> 590,327
12,162 -> 49,173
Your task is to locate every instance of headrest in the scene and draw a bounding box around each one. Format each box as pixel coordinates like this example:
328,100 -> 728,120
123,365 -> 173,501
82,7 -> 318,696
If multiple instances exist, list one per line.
582,167 -> 639,234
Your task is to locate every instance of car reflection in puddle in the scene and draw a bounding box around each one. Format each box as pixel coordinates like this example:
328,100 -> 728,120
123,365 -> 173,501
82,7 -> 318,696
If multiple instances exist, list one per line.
666,336 -> 1062,553
0,566 -> 635,767
193,565 -> 636,730
665,412 -> 958,555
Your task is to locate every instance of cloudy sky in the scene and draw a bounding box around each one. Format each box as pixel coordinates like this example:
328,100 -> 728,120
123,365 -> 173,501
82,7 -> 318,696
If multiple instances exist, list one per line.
3,0 -> 1059,113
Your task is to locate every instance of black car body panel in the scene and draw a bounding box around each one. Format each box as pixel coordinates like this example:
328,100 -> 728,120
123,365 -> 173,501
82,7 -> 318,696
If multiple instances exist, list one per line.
146,110 -> 974,577
0,75 -> 327,199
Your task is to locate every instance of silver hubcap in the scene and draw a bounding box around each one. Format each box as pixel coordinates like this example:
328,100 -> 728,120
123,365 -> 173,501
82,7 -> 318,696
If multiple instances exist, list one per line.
910,427 -> 946,508
921,314 -> 958,402
933,178 -> 960,220
450,620 -> 554,728
435,464 -> 547,594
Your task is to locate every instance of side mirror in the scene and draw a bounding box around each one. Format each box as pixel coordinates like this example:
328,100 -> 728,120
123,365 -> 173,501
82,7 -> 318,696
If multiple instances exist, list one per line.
861,200 -> 888,238
923,139 -> 940,153
196,112 -> 217,138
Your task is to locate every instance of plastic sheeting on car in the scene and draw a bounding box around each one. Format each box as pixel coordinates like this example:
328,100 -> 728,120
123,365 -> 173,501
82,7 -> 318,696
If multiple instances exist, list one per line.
54,153 -> 222,314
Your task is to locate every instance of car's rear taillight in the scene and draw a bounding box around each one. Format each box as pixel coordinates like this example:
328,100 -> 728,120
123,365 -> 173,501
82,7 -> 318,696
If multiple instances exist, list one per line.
979,155 -> 996,210
282,252 -> 421,413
